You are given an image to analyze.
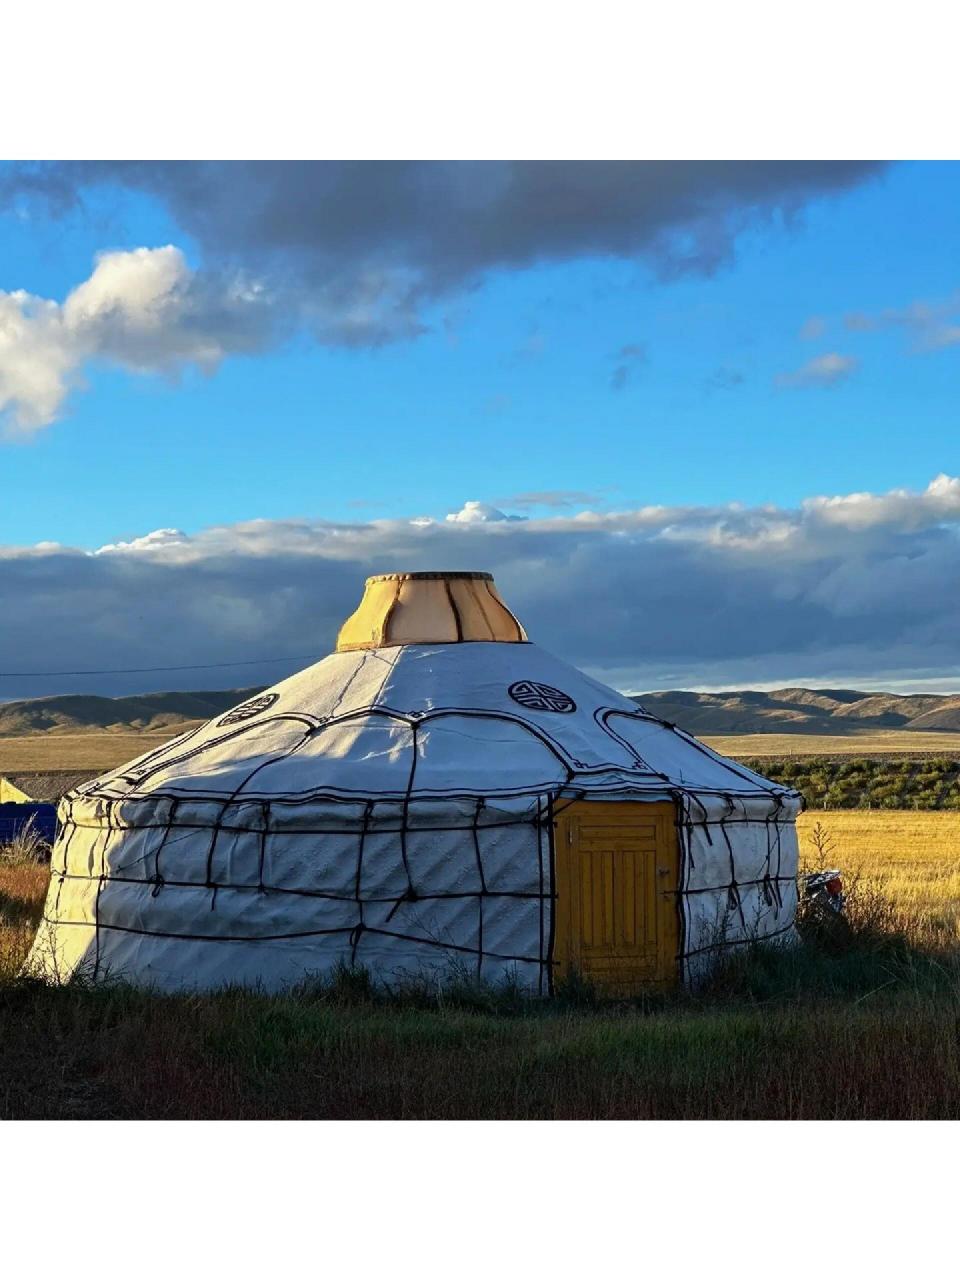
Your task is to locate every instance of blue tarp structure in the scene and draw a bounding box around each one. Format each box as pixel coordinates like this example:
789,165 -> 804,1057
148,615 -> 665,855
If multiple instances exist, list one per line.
0,803 -> 57,846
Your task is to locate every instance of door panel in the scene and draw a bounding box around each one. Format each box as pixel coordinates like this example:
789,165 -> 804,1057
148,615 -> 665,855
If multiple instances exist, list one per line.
553,801 -> 679,993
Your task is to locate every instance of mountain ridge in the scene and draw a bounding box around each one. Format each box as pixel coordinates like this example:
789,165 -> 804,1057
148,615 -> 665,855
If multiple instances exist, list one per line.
1,685 -> 960,739
0,688 -> 265,737
632,687 -> 960,734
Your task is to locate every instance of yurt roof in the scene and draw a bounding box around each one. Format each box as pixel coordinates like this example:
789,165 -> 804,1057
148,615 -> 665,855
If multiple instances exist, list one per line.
78,572 -> 793,808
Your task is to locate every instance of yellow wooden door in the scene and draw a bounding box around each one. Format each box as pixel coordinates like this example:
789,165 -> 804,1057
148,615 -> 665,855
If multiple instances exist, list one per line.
553,800 -> 679,994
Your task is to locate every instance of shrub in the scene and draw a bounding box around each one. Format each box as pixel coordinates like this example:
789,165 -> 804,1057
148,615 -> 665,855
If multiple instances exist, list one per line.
0,816 -> 51,866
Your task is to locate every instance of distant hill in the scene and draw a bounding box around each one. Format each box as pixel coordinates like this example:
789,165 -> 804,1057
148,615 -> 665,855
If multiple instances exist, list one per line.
633,687 -> 960,735
2,684 -> 960,740
0,688 -> 264,737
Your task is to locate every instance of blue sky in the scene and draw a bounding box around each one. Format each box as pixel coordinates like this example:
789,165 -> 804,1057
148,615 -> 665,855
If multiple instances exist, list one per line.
1,161 -> 957,544
0,161 -> 958,696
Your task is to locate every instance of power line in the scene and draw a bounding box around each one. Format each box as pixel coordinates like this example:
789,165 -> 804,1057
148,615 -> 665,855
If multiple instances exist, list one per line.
0,655 -> 319,678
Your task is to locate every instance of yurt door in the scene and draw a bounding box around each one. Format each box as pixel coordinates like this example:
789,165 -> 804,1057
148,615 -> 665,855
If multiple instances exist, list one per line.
552,801 -> 679,993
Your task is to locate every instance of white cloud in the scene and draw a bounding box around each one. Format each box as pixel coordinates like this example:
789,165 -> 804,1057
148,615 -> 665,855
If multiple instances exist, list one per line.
445,501 -> 524,524
925,324 -> 960,350
844,289 -> 960,352
1,475 -> 960,699
95,528 -> 189,555
800,315 -> 827,340
776,352 -> 858,389
802,472 -> 960,530
0,247 -> 275,435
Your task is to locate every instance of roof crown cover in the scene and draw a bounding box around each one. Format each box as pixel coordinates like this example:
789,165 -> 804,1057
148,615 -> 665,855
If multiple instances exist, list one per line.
336,571 -> 527,651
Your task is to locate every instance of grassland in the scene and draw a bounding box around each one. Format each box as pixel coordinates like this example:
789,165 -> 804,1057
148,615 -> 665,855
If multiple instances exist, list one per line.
0,729 -> 184,773
798,810 -> 960,934
4,727 -> 960,777
2,808 -> 959,1119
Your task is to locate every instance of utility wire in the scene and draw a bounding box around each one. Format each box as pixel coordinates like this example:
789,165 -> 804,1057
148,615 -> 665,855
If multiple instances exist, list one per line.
0,655 -> 319,678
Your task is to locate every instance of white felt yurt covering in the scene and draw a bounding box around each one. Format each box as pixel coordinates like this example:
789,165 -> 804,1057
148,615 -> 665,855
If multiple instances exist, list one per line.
26,572 -> 802,993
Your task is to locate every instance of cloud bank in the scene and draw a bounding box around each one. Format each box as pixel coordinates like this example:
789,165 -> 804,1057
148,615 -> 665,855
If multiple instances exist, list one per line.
1,474 -> 958,700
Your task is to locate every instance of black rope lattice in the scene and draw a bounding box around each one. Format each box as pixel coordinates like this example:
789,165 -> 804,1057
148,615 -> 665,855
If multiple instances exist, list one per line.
47,792 -> 558,985
45,789 -> 798,991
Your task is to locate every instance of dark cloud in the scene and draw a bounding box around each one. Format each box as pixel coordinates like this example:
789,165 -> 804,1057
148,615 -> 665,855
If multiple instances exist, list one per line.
2,161 -> 887,348
611,342 -> 647,390
704,365 -> 745,392
1,473 -> 958,700
496,490 -> 605,510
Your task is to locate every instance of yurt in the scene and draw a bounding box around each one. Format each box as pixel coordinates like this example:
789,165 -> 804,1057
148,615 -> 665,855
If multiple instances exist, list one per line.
26,572 -> 802,995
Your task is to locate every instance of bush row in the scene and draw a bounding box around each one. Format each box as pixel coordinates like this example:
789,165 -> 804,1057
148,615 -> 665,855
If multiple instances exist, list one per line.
741,755 -> 960,810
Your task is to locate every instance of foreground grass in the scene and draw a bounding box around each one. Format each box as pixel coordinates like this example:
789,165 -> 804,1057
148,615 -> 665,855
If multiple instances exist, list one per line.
4,981 -> 959,1120
3,811 -> 960,1119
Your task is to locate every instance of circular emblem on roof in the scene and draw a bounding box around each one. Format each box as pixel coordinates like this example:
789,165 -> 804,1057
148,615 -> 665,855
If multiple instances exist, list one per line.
217,692 -> 279,726
508,680 -> 576,714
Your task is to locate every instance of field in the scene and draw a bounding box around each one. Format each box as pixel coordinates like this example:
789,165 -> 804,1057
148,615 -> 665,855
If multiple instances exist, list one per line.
0,729 -> 185,773
705,730 -> 960,756
2,808 -> 959,1119
4,727 -> 960,777
797,810 -> 960,931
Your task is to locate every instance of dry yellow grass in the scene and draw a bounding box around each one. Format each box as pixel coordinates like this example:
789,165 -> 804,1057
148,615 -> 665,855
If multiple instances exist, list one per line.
4,726 -> 960,776
706,730 -> 960,756
0,729 -> 185,773
797,809 -> 960,939
0,857 -> 48,980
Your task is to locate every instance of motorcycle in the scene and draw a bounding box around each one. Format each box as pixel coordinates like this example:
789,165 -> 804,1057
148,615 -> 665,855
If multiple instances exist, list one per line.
802,869 -> 845,919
